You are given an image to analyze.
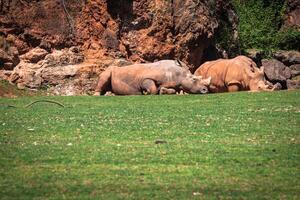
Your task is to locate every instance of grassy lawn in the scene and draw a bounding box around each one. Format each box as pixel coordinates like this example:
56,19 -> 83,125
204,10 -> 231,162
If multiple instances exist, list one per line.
0,91 -> 299,199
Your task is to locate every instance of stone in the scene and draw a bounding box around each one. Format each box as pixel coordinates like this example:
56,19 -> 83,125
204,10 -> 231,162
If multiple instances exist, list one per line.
69,46 -> 80,54
0,47 -> 20,70
20,47 -> 48,63
290,64 -> 300,71
289,64 -> 300,77
273,50 -> 300,66
262,59 -> 292,82
17,83 -> 26,90
0,49 -> 11,64
0,70 -> 12,80
3,62 -> 14,70
287,79 -> 300,90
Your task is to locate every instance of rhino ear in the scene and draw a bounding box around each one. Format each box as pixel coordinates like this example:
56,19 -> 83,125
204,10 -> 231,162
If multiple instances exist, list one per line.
191,75 -> 200,81
245,67 -> 256,78
202,76 -> 211,85
259,66 -> 264,74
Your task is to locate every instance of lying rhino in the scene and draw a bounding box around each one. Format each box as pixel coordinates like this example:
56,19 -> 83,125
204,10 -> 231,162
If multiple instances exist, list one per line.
94,60 -> 211,95
194,56 -> 279,93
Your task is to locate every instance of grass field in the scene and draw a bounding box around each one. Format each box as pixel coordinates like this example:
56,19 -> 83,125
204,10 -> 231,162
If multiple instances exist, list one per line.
0,91 -> 299,199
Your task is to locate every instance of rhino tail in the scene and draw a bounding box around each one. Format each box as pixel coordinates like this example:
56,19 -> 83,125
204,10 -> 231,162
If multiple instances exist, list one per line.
175,59 -> 182,67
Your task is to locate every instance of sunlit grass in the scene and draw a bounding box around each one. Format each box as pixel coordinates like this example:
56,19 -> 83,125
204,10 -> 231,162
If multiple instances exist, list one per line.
0,90 -> 299,199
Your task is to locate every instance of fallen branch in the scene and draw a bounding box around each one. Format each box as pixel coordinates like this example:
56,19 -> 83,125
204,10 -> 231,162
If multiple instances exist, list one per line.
1,100 -> 65,108
25,100 -> 65,108
0,103 -> 17,108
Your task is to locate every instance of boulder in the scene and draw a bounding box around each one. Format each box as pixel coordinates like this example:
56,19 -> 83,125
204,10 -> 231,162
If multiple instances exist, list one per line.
41,65 -> 82,85
262,59 -> 292,82
9,61 -> 43,88
289,64 -> 300,77
287,79 -> 300,90
19,47 -> 48,63
0,47 -> 20,70
290,64 -> 300,71
273,50 -> 300,66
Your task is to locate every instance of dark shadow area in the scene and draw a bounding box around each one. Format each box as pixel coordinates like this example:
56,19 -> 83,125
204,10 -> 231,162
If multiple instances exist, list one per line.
107,0 -> 133,20
107,0 -> 150,32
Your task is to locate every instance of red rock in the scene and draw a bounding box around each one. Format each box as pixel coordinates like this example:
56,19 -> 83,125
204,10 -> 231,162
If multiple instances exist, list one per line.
0,0 -> 237,71
20,47 -> 48,63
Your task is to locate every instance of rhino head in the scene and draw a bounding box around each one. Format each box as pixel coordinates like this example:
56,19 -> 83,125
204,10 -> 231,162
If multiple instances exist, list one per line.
246,66 -> 279,91
181,74 -> 211,94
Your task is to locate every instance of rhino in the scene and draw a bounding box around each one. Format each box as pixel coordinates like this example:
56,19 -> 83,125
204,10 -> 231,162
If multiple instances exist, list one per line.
194,56 -> 280,93
94,60 -> 211,95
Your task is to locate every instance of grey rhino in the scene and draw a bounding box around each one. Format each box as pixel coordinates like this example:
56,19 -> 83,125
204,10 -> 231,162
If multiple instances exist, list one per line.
94,60 -> 211,95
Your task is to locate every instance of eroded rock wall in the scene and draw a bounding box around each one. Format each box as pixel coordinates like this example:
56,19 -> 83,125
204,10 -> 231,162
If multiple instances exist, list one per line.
1,0 -> 237,70
0,0 -> 238,95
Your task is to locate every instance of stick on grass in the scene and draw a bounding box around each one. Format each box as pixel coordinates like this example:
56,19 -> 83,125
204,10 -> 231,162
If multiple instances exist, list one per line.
25,100 -> 65,108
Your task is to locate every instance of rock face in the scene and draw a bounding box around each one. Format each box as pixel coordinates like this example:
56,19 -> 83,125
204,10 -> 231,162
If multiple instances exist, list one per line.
0,0 -> 237,71
10,47 -> 84,89
77,0 -> 236,70
283,0 -> 300,29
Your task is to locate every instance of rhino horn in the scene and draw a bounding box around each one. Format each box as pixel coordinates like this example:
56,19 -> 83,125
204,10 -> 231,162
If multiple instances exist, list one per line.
191,75 -> 205,81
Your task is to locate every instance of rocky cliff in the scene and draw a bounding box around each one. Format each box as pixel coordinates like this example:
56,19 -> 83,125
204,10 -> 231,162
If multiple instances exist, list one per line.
0,0 -> 238,95
1,0 -> 238,67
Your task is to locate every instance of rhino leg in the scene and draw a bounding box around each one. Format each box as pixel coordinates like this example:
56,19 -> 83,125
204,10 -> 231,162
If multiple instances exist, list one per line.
141,79 -> 158,95
227,84 -> 240,92
159,87 -> 177,95
94,66 -> 114,96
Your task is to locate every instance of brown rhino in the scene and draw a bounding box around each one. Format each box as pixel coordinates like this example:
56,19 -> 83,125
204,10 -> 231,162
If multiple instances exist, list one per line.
94,60 -> 211,95
194,56 -> 279,93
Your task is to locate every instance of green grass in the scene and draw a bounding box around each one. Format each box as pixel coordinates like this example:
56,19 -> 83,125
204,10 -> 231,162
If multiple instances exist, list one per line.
0,91 -> 299,199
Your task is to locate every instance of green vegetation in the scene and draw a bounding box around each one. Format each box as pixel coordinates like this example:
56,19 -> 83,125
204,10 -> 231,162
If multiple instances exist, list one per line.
230,0 -> 300,54
0,91 -> 300,199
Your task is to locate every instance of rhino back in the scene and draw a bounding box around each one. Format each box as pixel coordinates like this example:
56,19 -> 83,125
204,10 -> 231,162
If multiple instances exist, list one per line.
110,60 -> 190,94
195,59 -> 245,92
110,65 -> 149,94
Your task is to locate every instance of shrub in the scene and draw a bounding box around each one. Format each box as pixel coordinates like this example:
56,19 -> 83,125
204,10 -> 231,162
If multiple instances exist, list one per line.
276,28 -> 300,51
231,0 -> 299,53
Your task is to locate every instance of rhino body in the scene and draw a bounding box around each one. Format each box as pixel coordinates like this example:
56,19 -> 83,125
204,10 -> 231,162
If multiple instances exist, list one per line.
94,60 -> 210,95
194,56 -> 278,93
